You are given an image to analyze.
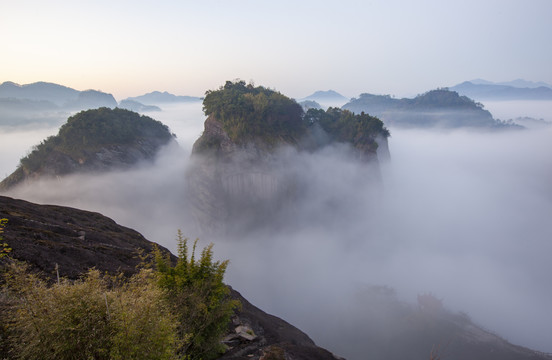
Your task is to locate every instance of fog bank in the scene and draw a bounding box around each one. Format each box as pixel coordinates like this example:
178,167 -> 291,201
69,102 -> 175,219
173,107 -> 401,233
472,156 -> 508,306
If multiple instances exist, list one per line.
2,102 -> 552,356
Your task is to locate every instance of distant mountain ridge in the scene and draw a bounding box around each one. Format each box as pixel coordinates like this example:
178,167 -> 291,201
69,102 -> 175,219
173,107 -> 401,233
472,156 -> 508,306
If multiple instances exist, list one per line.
0,81 -> 80,106
469,78 -> 552,89
0,81 -> 118,126
342,88 -> 516,129
0,81 -> 116,108
118,99 -> 161,112
124,91 -> 201,104
450,80 -> 552,100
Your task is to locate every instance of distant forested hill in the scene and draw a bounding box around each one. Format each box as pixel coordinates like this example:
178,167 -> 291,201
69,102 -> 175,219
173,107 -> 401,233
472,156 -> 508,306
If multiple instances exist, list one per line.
124,91 -> 201,104
343,89 -> 518,129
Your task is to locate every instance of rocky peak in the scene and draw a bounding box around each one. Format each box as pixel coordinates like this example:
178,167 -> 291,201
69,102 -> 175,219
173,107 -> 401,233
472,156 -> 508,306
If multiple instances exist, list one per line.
187,82 -> 389,236
192,114 -> 239,158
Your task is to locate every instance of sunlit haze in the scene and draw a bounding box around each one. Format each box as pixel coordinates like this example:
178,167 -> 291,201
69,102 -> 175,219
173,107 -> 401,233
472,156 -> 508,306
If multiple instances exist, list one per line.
2,0 -> 551,99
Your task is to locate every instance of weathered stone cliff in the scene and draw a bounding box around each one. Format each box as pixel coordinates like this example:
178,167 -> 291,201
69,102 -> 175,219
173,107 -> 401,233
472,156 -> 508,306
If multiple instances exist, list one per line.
188,115 -> 289,235
188,81 -> 389,235
187,112 -> 386,236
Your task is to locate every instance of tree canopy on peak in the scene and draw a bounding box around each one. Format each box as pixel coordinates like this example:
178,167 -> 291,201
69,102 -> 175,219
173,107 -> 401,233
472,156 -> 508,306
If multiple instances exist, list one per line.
202,80 -> 306,144
17,107 -> 173,172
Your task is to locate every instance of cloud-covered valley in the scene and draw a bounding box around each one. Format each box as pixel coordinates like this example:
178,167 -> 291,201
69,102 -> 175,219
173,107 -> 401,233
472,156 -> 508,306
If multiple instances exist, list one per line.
1,101 -> 552,357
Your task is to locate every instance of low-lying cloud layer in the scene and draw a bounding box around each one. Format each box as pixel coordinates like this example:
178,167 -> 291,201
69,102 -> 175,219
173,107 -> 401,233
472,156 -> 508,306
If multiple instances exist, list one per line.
2,101 -> 552,356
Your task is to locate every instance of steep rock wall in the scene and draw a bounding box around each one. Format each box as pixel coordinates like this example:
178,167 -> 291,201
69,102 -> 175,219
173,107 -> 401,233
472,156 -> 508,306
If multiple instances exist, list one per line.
187,114 -> 383,236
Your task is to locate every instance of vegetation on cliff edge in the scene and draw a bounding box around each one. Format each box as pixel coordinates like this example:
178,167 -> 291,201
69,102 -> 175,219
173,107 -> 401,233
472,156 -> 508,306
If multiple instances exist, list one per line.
1,233 -> 237,360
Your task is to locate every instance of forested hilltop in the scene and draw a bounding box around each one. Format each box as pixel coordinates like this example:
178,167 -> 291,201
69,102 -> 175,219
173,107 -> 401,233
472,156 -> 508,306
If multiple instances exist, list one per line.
195,80 -> 389,156
200,80 -> 307,146
0,107 -> 175,190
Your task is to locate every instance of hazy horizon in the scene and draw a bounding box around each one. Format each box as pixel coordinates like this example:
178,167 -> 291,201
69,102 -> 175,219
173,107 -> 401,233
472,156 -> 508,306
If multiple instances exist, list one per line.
2,1 -> 551,100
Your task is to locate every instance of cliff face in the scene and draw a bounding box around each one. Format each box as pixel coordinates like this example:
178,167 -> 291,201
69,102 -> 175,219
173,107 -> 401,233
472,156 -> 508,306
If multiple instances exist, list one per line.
188,115 -> 288,235
188,114 -> 386,236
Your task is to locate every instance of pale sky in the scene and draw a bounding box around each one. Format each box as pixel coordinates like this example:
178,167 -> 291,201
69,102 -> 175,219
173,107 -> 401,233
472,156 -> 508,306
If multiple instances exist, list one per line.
1,0 -> 551,100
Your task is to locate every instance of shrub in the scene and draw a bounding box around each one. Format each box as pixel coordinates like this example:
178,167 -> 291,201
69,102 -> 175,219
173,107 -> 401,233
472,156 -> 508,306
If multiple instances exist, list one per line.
2,231 -> 235,360
3,264 -> 178,360
5,265 -> 115,359
154,231 -> 240,360
109,269 -> 178,360
0,219 -> 10,259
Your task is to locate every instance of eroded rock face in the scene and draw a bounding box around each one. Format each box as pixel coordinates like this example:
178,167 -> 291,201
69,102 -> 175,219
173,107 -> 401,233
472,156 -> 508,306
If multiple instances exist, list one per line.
188,117 -> 286,235
187,115 -> 384,236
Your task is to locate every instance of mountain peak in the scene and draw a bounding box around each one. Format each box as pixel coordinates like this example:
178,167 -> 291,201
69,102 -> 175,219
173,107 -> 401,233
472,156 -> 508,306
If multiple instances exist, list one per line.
302,89 -> 348,101
466,79 -> 552,89
125,91 -> 201,104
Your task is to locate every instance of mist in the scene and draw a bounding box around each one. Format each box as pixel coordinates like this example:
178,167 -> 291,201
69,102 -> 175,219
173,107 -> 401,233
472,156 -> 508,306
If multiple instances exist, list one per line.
2,101 -> 552,357
0,126 -> 58,180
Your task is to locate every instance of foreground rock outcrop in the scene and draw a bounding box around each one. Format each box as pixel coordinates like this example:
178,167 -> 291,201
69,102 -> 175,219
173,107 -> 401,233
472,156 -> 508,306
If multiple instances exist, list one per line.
0,195 -> 341,360
0,195 -> 165,278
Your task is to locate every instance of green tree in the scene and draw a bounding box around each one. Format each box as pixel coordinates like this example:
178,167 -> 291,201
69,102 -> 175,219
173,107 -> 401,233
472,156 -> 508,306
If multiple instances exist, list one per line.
0,218 -> 10,259
154,232 -> 240,360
